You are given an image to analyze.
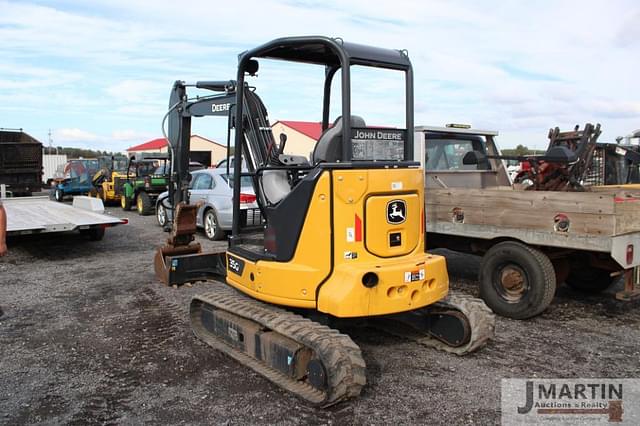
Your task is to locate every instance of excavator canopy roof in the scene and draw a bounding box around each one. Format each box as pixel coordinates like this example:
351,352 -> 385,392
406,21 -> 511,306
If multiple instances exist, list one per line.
239,35 -> 411,70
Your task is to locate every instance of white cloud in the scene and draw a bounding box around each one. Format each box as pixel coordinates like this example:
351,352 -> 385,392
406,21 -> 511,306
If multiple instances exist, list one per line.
111,129 -> 155,142
50,127 -> 155,152
0,0 -> 639,150
54,128 -> 100,142
614,10 -> 640,47
585,100 -> 640,119
104,80 -> 163,102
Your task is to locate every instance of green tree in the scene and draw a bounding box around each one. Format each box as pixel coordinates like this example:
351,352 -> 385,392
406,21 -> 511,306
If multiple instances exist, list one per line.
502,144 -> 535,157
54,147 -> 120,158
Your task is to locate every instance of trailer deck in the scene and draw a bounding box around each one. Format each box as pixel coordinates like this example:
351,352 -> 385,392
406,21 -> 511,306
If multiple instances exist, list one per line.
4,196 -> 125,236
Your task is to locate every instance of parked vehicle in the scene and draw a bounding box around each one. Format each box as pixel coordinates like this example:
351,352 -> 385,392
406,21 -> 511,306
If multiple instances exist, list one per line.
155,168 -> 260,240
120,154 -> 169,215
416,124 -> 640,319
153,161 -> 206,175
91,156 -> 128,205
52,159 -> 100,202
0,128 -> 43,196
215,156 -> 246,171
42,154 -> 68,186
584,142 -> 640,186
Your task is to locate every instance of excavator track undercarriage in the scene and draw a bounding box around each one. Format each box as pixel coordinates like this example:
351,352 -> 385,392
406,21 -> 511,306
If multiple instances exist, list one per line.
190,286 -> 494,405
190,286 -> 367,407
372,291 -> 495,355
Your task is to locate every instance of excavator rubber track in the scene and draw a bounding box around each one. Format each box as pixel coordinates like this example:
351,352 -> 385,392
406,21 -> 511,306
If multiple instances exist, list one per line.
190,286 -> 366,407
373,291 -> 496,355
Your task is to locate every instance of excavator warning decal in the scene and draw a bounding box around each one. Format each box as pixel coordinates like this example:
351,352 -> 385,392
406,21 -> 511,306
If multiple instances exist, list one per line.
355,214 -> 363,242
404,268 -> 425,283
346,228 -> 355,243
347,215 -> 363,243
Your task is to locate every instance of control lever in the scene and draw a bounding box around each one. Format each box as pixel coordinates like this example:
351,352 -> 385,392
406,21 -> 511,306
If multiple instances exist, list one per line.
278,133 -> 287,154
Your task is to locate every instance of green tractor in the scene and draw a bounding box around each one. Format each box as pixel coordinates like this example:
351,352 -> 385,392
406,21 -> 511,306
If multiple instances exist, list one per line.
120,154 -> 170,215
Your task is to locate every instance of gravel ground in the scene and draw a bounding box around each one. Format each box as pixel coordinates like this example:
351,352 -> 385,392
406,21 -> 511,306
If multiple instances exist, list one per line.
1,204 -> 639,425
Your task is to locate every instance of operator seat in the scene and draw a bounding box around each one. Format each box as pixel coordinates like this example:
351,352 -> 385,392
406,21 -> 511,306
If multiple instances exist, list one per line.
261,170 -> 291,205
261,115 -> 366,205
313,116 -> 366,164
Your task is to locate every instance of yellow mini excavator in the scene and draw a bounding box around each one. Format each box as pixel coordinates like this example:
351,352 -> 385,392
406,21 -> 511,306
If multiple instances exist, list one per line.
155,36 -> 495,407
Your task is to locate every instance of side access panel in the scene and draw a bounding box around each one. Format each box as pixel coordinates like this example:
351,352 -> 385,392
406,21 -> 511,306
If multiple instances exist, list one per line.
318,168 -> 449,317
225,172 -> 332,307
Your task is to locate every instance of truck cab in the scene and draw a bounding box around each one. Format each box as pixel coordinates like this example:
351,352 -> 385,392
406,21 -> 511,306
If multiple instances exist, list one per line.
414,125 -> 511,189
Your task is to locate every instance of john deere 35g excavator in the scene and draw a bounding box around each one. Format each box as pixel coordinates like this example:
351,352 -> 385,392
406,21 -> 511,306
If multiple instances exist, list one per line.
155,36 -> 495,407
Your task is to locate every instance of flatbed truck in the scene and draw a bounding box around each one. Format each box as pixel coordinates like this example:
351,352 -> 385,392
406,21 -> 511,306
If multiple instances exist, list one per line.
416,125 -> 640,319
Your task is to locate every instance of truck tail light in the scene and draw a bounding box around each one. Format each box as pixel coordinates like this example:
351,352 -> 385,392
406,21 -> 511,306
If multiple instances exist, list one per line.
627,244 -> 634,265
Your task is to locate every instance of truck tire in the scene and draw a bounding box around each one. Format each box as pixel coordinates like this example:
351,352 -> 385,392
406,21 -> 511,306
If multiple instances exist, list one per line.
54,188 -> 64,202
121,194 -> 132,211
204,209 -> 224,241
566,267 -> 615,293
479,241 -> 556,319
136,192 -> 153,216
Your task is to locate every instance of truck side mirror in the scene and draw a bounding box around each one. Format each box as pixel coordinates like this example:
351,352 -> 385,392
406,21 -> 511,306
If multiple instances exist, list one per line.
463,150 -> 488,166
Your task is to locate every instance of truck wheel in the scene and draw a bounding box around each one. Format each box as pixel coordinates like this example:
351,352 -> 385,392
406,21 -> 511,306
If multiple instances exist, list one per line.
121,194 -> 132,211
54,188 -> 64,202
566,267 -> 615,293
204,209 -> 224,241
479,241 -> 556,319
136,192 -> 153,216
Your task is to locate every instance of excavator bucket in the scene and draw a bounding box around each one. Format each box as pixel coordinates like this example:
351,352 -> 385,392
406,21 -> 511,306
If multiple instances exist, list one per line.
154,202 -> 226,286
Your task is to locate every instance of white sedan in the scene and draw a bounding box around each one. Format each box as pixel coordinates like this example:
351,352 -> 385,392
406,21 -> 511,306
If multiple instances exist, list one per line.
156,168 -> 261,240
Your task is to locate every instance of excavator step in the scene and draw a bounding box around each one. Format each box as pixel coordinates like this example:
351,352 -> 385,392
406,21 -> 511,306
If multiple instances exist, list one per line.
190,286 -> 366,407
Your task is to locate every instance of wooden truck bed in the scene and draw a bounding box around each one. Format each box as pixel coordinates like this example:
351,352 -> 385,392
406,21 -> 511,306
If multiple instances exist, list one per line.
426,187 -> 640,267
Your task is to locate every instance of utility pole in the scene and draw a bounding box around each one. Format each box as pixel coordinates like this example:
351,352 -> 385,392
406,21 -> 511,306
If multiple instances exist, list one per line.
48,129 -> 58,155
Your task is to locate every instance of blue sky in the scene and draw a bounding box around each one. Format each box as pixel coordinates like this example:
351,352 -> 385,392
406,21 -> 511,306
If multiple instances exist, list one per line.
1,0 -> 639,152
